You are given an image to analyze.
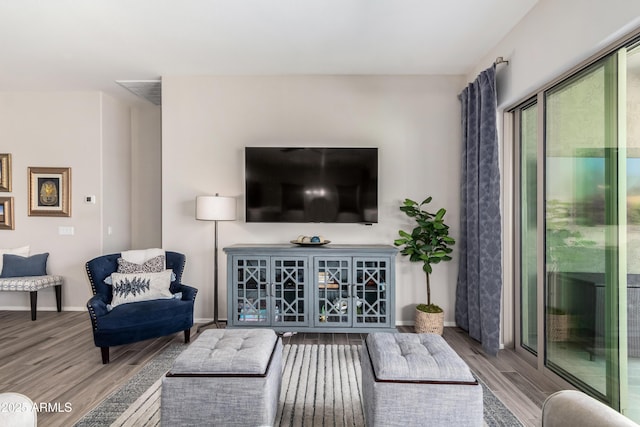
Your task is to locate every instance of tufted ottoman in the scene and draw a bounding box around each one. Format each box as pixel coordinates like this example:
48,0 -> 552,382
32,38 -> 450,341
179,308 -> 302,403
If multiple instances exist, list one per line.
161,329 -> 282,427
361,332 -> 483,427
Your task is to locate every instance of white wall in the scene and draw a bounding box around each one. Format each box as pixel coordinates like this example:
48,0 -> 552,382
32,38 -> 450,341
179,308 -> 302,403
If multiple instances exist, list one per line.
0,91 -> 132,311
131,105 -> 162,249
468,0 -> 640,108
101,93 -> 133,253
161,75 -> 465,324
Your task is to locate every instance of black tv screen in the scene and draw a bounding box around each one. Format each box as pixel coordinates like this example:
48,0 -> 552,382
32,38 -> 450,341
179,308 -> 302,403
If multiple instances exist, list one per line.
245,147 -> 378,223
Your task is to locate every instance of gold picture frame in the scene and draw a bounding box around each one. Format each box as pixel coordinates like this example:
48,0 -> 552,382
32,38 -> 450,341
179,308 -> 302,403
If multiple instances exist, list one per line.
0,197 -> 15,230
28,167 -> 71,217
0,154 -> 11,192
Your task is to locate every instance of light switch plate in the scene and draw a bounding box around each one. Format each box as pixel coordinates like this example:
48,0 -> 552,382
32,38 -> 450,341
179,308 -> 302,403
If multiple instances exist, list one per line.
58,226 -> 74,235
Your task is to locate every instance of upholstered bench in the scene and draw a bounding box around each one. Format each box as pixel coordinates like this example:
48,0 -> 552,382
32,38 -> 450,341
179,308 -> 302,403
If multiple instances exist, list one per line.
361,332 -> 483,427
161,328 -> 282,427
0,275 -> 63,320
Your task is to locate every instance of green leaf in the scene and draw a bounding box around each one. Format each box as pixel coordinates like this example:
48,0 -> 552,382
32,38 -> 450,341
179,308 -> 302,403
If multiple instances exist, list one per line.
398,230 -> 411,238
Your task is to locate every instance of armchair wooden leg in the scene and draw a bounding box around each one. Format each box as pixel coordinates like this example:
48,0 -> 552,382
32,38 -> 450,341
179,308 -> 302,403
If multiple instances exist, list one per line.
184,329 -> 191,343
101,347 -> 109,364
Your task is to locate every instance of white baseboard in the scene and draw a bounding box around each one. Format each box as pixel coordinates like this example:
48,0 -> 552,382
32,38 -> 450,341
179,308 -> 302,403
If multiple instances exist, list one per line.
395,320 -> 457,327
0,306 -> 85,311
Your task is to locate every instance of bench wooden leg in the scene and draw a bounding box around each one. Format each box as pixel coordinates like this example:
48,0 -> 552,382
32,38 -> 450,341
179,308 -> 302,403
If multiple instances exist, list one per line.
29,291 -> 37,321
55,285 -> 62,312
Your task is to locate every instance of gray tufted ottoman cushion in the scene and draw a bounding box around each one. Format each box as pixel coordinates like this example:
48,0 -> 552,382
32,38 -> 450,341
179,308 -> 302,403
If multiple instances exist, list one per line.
361,332 -> 483,427
161,329 -> 282,426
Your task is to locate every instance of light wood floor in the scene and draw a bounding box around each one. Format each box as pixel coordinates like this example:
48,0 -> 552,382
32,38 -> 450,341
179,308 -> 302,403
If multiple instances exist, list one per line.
0,311 -> 563,426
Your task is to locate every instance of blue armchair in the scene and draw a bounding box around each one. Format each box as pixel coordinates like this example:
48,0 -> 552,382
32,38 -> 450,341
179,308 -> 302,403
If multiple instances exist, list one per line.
85,251 -> 197,364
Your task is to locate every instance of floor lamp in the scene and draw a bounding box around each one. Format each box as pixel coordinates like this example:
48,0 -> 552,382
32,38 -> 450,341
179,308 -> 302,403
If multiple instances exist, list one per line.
196,194 -> 237,331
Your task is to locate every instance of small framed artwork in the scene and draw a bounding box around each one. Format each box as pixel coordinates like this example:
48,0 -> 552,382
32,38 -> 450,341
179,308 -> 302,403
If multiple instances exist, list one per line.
28,167 -> 71,217
0,197 -> 14,230
0,153 -> 11,192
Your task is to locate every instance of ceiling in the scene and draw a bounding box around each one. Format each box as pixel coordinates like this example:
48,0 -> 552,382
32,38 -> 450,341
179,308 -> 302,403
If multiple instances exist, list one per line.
0,0 -> 538,105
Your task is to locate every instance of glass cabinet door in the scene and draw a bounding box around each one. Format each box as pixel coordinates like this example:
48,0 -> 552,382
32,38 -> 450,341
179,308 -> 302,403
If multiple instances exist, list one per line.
315,257 -> 351,327
353,258 -> 390,326
272,257 -> 307,326
233,257 -> 269,324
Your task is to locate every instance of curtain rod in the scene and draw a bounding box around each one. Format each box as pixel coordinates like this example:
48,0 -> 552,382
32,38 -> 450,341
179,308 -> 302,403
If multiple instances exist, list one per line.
495,56 -> 509,66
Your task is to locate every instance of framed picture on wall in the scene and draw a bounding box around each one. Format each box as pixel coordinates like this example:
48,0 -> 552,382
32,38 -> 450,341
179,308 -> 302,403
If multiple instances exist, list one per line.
0,154 -> 11,192
0,197 -> 14,230
28,167 -> 71,217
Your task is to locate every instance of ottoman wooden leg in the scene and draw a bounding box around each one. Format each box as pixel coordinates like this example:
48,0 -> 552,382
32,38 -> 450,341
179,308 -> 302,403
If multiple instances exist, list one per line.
29,291 -> 37,321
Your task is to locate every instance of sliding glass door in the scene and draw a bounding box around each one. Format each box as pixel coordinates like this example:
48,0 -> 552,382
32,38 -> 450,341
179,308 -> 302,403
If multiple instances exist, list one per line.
544,56 -> 617,398
515,40 -> 640,420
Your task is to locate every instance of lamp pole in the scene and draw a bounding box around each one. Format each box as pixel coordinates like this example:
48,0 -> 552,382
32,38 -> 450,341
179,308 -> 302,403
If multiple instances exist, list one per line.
196,194 -> 236,332
213,217 -> 220,326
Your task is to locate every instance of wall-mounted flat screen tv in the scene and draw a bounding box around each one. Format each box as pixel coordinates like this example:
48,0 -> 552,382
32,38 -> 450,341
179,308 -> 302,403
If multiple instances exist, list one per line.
245,147 -> 378,223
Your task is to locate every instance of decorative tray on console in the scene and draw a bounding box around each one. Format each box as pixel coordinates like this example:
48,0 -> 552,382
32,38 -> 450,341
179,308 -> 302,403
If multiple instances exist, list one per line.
290,240 -> 331,246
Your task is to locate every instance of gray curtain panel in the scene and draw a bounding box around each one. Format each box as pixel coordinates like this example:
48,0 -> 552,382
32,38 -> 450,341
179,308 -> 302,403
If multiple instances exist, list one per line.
455,65 -> 502,356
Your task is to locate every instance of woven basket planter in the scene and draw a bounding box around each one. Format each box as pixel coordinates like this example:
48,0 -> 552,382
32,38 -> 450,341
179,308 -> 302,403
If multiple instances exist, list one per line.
547,314 -> 571,342
415,308 -> 444,335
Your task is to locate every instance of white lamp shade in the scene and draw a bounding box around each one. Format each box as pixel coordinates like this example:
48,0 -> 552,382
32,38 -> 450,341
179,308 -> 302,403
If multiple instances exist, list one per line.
196,195 -> 237,221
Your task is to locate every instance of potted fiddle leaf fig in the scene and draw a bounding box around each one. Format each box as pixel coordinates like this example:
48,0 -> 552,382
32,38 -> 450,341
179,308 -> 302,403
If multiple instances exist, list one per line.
394,197 -> 455,334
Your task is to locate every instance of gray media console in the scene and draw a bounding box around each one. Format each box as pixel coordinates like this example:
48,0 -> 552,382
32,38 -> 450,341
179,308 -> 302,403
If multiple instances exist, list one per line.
224,244 -> 397,333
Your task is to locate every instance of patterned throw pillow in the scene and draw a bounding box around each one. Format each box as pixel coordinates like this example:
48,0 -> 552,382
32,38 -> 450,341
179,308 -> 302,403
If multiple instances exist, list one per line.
117,254 -> 165,274
110,270 -> 173,308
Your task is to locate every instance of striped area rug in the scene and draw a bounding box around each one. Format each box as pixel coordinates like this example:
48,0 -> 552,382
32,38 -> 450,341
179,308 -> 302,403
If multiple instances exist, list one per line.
77,343 -> 522,426
277,344 -> 364,426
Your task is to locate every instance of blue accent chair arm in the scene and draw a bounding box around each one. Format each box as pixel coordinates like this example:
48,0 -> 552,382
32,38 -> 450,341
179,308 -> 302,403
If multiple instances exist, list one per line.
87,294 -> 110,318
176,284 -> 198,301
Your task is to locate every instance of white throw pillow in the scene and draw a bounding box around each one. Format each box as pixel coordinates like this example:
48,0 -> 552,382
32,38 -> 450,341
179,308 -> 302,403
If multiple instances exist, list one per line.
110,270 -> 173,308
120,248 -> 165,265
0,246 -> 30,275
